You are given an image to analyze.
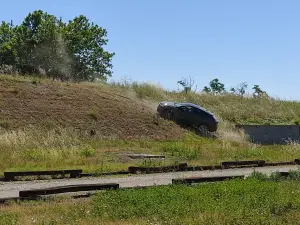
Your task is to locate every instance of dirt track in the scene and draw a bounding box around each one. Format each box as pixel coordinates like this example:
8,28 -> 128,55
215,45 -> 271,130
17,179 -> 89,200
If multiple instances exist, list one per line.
0,165 -> 298,199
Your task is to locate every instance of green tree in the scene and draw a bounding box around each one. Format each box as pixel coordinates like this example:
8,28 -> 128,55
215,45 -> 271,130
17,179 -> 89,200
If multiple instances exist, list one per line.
229,87 -> 236,94
0,21 -> 16,66
253,84 -> 268,98
63,15 -> 115,81
203,86 -> 211,93
202,78 -> 225,94
0,10 -> 115,82
13,10 -> 64,76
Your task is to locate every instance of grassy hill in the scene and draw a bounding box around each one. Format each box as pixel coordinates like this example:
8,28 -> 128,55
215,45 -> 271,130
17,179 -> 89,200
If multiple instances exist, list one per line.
1,74 -> 300,174
111,80 -> 300,125
2,74 -> 300,133
0,75 -> 183,140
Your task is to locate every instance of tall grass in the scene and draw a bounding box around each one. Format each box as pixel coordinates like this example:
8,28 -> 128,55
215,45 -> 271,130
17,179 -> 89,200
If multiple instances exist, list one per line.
0,127 -> 84,172
1,76 -> 300,174
1,127 -> 300,174
110,79 -> 300,125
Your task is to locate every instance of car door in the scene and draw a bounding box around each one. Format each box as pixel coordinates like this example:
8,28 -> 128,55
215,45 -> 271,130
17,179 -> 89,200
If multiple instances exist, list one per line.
193,108 -> 210,125
188,106 -> 204,126
175,105 -> 194,126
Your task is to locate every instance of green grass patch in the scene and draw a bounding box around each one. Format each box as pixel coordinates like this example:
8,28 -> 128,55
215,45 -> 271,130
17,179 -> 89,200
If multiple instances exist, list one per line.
91,178 -> 300,224
3,178 -> 300,224
1,128 -> 300,175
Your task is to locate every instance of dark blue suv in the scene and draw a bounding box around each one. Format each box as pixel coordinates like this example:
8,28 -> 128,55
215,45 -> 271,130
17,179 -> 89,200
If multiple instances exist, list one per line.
157,101 -> 218,136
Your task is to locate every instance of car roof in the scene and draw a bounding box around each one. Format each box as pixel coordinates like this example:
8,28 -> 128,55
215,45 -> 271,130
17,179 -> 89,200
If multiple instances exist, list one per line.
175,102 -> 214,115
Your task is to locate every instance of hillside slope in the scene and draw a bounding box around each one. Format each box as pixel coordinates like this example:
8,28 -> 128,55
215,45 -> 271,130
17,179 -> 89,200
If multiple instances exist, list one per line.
0,76 -> 183,139
2,75 -> 300,174
114,82 -> 300,125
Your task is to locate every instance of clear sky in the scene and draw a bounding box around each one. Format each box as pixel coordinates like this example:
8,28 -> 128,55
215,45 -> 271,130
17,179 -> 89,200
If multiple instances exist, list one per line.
1,0 -> 300,100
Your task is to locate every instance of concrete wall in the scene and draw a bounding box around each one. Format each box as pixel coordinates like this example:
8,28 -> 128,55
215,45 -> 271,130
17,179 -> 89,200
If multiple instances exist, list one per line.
236,125 -> 300,145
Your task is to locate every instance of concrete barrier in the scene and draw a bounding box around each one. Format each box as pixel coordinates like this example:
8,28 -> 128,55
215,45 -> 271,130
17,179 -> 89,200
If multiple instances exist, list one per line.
236,125 -> 300,144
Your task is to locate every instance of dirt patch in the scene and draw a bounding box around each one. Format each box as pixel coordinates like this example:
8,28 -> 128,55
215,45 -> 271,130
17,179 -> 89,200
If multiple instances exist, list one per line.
0,77 -> 184,140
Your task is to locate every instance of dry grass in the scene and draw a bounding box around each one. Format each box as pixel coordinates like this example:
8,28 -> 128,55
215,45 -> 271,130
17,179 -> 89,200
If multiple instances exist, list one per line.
1,75 -> 300,174
0,75 -> 184,140
0,127 -> 142,174
0,127 -> 300,174
110,80 -> 300,125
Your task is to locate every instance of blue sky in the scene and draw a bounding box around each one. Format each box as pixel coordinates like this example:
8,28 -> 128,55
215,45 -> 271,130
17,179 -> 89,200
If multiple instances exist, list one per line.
1,0 -> 300,100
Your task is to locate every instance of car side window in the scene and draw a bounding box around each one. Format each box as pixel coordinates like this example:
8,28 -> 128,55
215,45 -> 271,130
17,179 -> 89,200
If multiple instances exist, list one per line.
179,106 -> 192,112
194,108 -> 202,113
194,108 -> 207,116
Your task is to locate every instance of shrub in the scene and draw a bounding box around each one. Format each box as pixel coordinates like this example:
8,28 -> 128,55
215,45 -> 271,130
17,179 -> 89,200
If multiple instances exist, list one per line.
87,107 -> 99,121
247,171 -> 268,181
294,118 -> 300,125
78,145 -> 96,158
0,120 -> 11,129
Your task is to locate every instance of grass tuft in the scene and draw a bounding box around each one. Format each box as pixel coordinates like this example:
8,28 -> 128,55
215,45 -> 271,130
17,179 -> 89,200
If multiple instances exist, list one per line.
87,107 -> 99,121
0,119 -> 11,129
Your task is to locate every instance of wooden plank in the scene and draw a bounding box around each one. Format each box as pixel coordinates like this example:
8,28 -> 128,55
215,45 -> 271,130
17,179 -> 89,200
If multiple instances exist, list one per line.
264,161 -> 295,167
279,172 -> 290,177
128,163 -> 188,173
19,183 -> 119,198
172,175 -> 245,184
4,169 -> 83,181
79,171 -> 130,177
221,160 -> 265,168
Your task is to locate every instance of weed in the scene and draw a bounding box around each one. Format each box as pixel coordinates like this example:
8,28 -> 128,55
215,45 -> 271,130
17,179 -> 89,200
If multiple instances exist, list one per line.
31,78 -> 41,85
78,145 -> 96,158
247,171 -> 268,181
0,120 -> 11,129
269,171 -> 282,181
287,171 -> 300,180
294,118 -> 300,125
87,107 -> 99,121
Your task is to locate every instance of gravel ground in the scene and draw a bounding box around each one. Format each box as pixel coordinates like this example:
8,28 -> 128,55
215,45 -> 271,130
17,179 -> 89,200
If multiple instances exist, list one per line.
0,165 -> 299,199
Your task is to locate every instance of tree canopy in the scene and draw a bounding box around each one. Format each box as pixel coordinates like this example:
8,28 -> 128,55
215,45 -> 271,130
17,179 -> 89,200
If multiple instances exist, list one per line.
0,10 -> 114,82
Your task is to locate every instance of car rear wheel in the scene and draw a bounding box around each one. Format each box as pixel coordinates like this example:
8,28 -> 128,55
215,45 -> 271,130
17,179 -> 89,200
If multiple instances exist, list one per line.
197,124 -> 209,137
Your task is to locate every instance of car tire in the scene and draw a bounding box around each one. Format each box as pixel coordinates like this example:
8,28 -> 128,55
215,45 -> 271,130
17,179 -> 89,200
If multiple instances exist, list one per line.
165,111 -> 174,121
197,124 -> 209,137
